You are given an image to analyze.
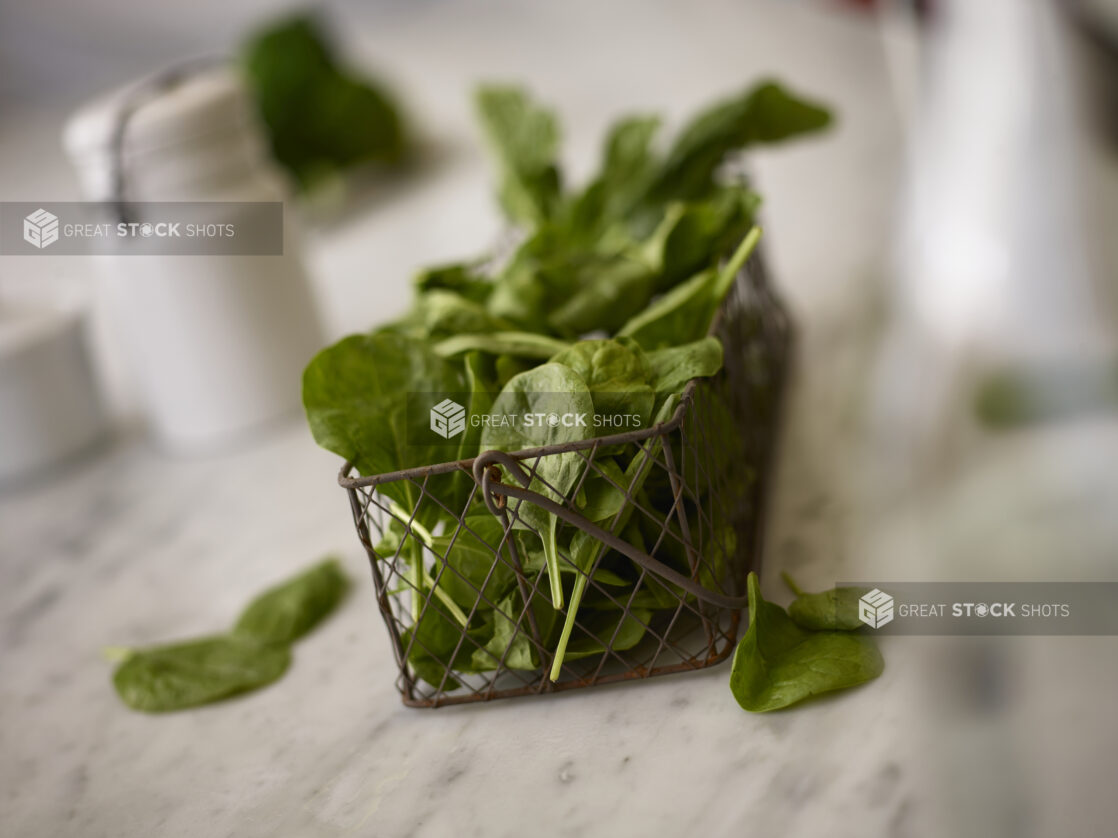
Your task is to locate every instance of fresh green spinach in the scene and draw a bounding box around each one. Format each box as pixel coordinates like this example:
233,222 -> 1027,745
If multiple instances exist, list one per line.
110,558 -> 349,713
729,573 -> 883,712
234,558 -> 350,645
113,635 -> 291,714
782,572 -> 870,632
241,14 -> 407,190
301,79 -> 838,700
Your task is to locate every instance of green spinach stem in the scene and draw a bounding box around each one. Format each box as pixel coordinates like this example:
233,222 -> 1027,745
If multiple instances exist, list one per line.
550,573 -> 587,681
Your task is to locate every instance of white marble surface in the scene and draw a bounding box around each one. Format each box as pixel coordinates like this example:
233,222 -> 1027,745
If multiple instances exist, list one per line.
2,2 -> 1118,836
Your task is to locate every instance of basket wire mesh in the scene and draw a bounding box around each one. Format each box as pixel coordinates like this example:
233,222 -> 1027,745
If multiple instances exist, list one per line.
339,250 -> 790,707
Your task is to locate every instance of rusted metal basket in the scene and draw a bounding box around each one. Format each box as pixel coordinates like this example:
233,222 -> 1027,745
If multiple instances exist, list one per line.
339,249 -> 790,707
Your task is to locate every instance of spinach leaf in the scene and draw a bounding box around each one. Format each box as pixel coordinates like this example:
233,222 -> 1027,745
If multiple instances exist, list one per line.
545,254 -> 656,337
616,266 -> 719,350
645,81 -> 831,203
619,227 -> 759,349
730,573 -> 883,712
402,601 -> 471,689
571,457 -> 629,523
485,254 -> 551,332
470,588 -> 558,671
475,85 -> 562,224
645,336 -> 724,398
111,558 -> 351,712
414,262 -> 493,305
549,394 -> 679,680
781,573 -> 871,632
644,187 -> 760,289
433,331 -> 570,360
516,535 -> 631,586
302,331 -> 466,507
233,558 -> 350,645
561,607 -> 653,662
430,515 -> 517,610
480,363 -> 598,608
495,354 -> 533,387
565,115 -> 661,238
413,290 -> 514,337
241,14 -> 406,190
112,635 -> 291,713
549,338 -> 654,424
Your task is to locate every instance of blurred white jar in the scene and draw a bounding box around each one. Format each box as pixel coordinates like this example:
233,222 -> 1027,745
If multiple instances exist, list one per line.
63,66 -> 322,450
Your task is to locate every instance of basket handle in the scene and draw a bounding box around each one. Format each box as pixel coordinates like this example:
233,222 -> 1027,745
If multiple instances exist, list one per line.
472,450 -> 749,610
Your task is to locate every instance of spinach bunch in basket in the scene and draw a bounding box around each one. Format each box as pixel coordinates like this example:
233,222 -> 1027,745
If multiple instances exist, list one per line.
303,81 -> 835,695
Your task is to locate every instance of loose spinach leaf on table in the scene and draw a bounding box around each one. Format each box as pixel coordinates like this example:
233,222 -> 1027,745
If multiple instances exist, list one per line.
110,558 -> 351,713
781,573 -> 870,632
730,573 -> 883,712
234,558 -> 350,645
113,635 -> 291,714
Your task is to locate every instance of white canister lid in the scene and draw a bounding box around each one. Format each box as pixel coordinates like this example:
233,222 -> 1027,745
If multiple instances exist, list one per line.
63,65 -> 252,160
63,65 -> 266,201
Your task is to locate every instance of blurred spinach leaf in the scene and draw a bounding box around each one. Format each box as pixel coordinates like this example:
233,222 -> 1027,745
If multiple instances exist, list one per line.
110,558 -> 349,713
730,573 -> 883,712
241,14 -> 407,190
234,558 -> 350,645
113,635 -> 291,713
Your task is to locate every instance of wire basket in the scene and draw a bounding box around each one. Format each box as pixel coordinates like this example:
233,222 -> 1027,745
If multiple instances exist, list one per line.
339,249 -> 790,707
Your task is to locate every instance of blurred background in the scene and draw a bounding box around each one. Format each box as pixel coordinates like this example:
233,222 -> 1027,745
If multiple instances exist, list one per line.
1,1 -> 1117,836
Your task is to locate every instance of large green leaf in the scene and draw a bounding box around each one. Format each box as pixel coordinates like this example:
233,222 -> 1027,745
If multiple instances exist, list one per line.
241,15 -> 406,190
433,331 -> 570,360
618,228 -> 758,350
475,85 -> 562,224
645,81 -> 831,203
548,338 -> 654,425
480,363 -> 598,607
430,515 -> 517,611
782,574 -> 872,632
233,558 -> 350,645
302,331 -> 467,509
113,635 -> 291,713
730,574 -> 883,712
644,336 -> 724,399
